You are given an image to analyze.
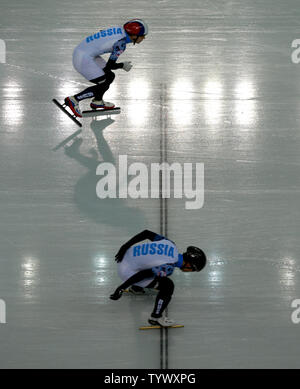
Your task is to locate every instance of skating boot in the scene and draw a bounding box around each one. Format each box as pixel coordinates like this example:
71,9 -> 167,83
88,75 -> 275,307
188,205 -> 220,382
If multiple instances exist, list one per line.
148,315 -> 175,327
64,96 -> 82,117
90,99 -> 115,110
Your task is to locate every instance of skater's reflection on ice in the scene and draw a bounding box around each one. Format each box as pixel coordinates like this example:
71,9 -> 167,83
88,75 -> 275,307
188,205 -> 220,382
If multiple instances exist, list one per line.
63,118 -> 145,232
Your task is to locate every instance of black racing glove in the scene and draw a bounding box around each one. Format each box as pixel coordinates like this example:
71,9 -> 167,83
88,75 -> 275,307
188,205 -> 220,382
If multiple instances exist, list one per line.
115,246 -> 127,263
110,288 -> 123,300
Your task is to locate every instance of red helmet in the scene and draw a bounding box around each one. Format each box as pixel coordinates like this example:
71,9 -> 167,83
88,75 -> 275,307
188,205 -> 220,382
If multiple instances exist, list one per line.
124,19 -> 148,37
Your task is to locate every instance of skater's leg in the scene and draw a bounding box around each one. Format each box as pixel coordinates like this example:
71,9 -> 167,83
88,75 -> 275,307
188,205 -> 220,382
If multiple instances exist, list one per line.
65,54 -> 112,114
72,71 -> 115,108
73,82 -> 103,102
89,71 -> 116,109
90,71 -> 115,98
150,277 -> 174,318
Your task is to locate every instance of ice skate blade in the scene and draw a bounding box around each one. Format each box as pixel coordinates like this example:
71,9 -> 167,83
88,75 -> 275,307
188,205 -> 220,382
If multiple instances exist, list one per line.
82,107 -> 121,117
139,325 -> 184,330
52,98 -> 82,127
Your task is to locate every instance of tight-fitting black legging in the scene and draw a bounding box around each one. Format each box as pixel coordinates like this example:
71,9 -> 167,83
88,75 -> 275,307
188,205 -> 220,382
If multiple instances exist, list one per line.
74,71 -> 115,101
148,277 -> 175,318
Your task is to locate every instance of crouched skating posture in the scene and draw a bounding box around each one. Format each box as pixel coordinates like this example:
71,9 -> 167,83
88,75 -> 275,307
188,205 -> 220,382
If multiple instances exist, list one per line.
64,19 -> 148,117
110,230 -> 206,327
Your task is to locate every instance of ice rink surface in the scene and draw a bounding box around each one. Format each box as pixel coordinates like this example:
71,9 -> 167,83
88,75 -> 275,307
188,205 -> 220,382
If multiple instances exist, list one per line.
0,0 -> 300,369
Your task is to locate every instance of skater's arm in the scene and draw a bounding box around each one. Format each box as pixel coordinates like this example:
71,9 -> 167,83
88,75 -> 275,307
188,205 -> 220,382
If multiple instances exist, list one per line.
104,59 -> 124,71
115,230 -> 164,262
110,269 -> 154,300
104,38 -> 126,72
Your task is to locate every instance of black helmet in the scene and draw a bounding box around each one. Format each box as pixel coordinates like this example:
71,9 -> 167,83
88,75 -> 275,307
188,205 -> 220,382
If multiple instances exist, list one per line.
184,246 -> 206,271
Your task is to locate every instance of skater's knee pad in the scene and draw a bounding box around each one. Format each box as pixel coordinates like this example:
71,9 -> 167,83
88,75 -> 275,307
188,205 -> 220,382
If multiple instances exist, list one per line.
157,277 -> 174,297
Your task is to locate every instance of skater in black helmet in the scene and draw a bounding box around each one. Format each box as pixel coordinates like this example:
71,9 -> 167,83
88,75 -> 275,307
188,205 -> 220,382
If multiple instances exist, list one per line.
110,230 -> 206,327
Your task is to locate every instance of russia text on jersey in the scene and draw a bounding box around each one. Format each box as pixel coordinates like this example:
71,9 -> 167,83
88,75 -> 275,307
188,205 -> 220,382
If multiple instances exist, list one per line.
86,28 -> 123,43
133,243 -> 175,258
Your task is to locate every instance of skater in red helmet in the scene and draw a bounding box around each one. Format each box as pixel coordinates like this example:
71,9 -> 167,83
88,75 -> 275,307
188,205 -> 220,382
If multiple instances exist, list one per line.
64,19 -> 148,117
110,230 -> 206,328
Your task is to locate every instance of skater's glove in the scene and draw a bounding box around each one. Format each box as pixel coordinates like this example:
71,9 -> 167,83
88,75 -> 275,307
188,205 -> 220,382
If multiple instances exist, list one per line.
110,288 -> 123,300
115,246 -> 126,263
122,61 -> 133,72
